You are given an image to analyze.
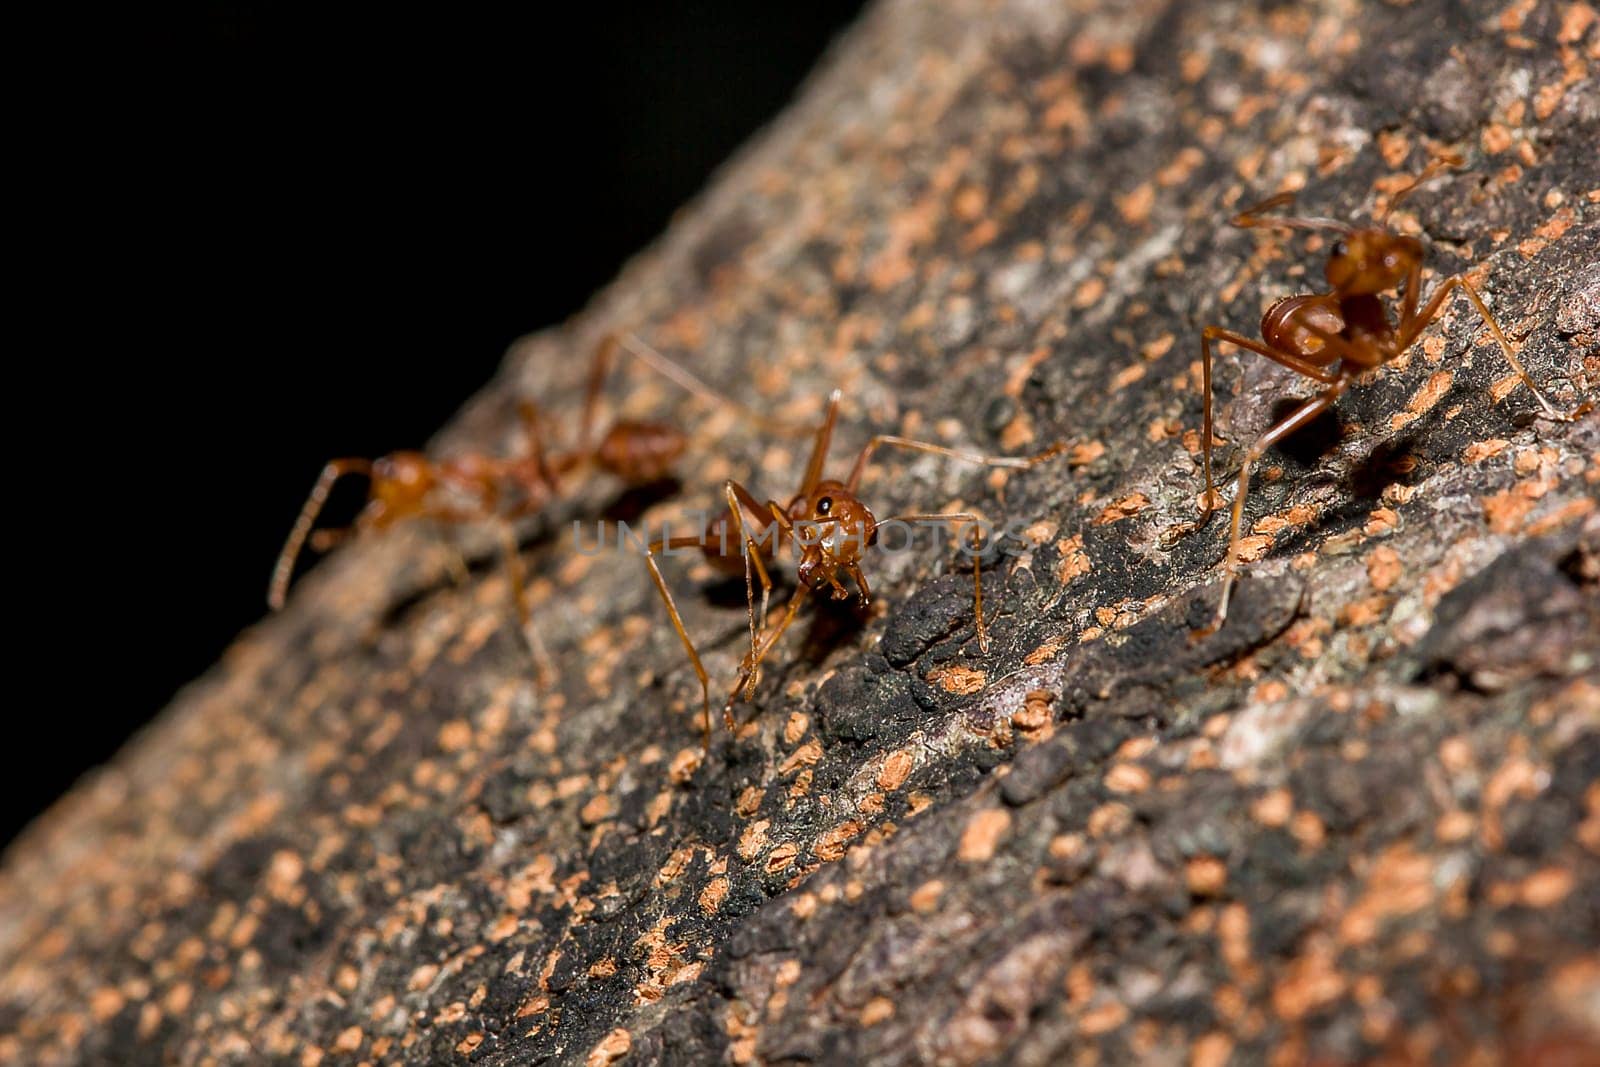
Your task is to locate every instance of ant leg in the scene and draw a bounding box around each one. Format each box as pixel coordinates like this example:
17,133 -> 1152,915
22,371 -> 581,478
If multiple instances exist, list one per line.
1198,327 -> 1341,519
1404,275 -> 1591,422
845,563 -> 872,607
1195,384 -> 1346,639
514,400 -> 562,494
577,334 -> 619,460
845,435 -> 1061,494
969,525 -> 988,653
799,390 -> 843,496
617,332 -> 812,437
269,458 -> 374,610
412,501 -> 496,589
421,536 -> 472,589
724,480 -> 775,703
492,517 -> 554,687
1199,328 -> 1224,516
726,585 -> 813,721
635,531 -> 721,751
727,481 -> 781,634
1398,258 -> 1424,330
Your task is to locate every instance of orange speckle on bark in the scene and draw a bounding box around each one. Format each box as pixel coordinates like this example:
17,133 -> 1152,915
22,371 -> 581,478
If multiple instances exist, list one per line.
1093,493 -> 1151,525
1290,811 -> 1326,849
735,786 -> 765,818
1232,534 -> 1274,563
1073,277 -> 1107,309
1067,440 -> 1106,466
1111,363 -> 1147,390
1340,595 -> 1389,628
1088,802 -> 1134,838
1558,1 -> 1597,42
1116,182 -> 1155,225
910,879 -> 945,914
580,793 -> 614,826
1104,763 -> 1152,794
764,842 -> 799,873
1484,488 -> 1537,533
1407,370 -> 1454,414
877,750 -> 915,792
738,820 -> 770,861
1013,690 -> 1054,736
928,665 -> 987,695
1363,507 -> 1399,537
587,1028 -> 632,1067
1520,867 -> 1574,907
813,820 -> 866,863
1463,438 -> 1510,464
1366,546 -> 1403,592
1191,1032 -> 1235,1067
437,720 -> 473,753
1252,788 -> 1293,828
958,809 -> 1012,862
1526,497 -> 1596,536
1187,856 -> 1228,897
1272,939 -> 1347,1021
1079,1000 -> 1129,1035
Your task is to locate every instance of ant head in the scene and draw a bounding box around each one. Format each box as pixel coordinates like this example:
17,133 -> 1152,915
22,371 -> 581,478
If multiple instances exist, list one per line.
369,452 -> 435,524
596,420 -> 688,485
794,480 -> 876,598
1326,229 -> 1423,295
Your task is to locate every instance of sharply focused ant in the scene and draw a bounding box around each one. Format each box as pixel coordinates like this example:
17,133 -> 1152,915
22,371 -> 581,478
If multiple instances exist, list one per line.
631,389 -> 1062,749
1191,153 -> 1592,636
268,332 -> 761,677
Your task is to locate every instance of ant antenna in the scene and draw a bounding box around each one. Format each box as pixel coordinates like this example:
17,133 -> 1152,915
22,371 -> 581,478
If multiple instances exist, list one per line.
1379,151 -> 1464,225
617,332 -> 809,435
1231,191 -> 1354,235
269,459 -> 373,609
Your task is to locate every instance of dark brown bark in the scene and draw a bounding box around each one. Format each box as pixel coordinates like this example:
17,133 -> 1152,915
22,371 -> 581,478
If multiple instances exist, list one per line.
4,1 -> 1598,1064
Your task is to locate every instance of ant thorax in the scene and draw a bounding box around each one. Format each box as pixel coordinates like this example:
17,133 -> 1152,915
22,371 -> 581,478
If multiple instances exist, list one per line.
1334,294 -> 1395,367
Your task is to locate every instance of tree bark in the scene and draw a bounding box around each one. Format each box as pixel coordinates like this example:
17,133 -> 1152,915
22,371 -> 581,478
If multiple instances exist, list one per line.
4,1 -> 1598,1064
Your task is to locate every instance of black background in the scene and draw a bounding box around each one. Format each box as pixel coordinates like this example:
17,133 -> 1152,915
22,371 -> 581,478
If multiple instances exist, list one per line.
15,4 -> 865,848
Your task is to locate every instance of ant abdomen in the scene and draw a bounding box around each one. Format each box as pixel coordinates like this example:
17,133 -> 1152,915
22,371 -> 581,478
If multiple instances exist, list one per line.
1261,294 -> 1344,365
595,420 -> 688,484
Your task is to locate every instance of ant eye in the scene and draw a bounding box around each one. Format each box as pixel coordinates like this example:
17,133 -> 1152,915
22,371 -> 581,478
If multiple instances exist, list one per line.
816,496 -> 833,515
1331,239 -> 1347,258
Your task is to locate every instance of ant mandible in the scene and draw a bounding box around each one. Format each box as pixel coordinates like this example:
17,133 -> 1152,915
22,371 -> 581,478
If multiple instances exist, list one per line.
1192,153 -> 1592,637
633,390 -> 1062,750
267,332 -> 748,678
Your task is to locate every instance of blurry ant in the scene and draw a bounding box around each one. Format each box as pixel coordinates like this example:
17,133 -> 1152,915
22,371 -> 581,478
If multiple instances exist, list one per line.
1191,153 -> 1592,637
633,390 -> 1062,749
268,332 -> 761,677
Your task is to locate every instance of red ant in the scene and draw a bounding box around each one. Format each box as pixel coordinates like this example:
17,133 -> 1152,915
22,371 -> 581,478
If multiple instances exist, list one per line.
267,332 -> 756,677
1192,153 -> 1592,636
631,390 -> 1062,749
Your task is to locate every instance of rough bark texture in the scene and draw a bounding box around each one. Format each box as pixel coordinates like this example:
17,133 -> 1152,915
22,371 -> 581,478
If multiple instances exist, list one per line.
4,1 -> 1599,1064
